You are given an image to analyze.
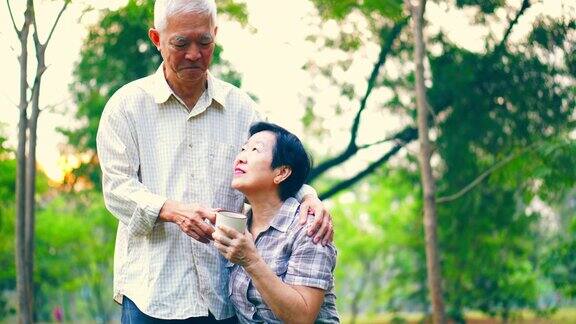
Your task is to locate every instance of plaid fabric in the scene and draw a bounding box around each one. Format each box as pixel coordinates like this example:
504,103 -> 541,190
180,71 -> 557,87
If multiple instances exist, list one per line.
228,198 -> 340,323
97,64 -> 259,320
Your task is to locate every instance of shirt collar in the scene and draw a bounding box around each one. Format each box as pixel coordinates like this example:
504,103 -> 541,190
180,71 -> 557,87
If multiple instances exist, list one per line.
247,198 -> 300,234
151,63 -> 227,109
206,71 -> 227,109
151,63 -> 173,104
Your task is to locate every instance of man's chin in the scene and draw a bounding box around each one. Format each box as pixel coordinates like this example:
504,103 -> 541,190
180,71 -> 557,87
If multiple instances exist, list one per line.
176,69 -> 206,82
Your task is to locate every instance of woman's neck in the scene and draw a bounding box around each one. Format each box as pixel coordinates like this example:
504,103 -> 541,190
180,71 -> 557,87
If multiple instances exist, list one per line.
246,192 -> 283,233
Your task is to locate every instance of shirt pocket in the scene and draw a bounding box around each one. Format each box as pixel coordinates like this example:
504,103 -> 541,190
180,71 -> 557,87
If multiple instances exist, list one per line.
209,142 -> 237,188
209,142 -> 244,211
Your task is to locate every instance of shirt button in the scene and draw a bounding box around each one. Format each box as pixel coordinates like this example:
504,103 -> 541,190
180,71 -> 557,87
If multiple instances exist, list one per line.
250,306 -> 255,312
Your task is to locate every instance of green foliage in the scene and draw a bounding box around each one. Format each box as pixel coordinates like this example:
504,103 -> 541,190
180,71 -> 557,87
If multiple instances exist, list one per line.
428,13 -> 575,319
0,124 -> 14,204
438,187 -> 540,320
307,0 -> 575,320
0,190 -> 116,322
541,198 -> 576,299
311,0 -> 403,22
217,0 -> 249,26
33,191 -> 117,322
455,0 -> 505,14
0,127 -> 50,319
331,168 -> 427,315
426,9 -> 575,317
0,123 -> 11,156
492,138 -> 576,203
0,160 -> 16,206
0,119 -> 116,320
0,156 -> 16,296
0,204 -> 16,319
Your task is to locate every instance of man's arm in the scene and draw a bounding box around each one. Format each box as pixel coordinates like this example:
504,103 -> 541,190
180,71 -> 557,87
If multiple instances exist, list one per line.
97,97 -> 166,237
97,96 -> 216,241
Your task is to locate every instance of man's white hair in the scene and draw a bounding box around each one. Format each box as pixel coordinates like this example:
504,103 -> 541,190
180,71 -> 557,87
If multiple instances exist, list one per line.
154,0 -> 217,31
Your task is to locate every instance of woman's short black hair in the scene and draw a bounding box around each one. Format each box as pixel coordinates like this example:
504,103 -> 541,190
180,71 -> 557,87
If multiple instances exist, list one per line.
249,122 -> 312,201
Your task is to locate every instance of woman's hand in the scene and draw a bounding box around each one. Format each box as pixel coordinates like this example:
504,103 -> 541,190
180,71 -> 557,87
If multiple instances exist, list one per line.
212,225 -> 260,268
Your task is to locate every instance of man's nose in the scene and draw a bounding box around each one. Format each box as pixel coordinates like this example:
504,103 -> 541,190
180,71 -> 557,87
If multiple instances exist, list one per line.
185,43 -> 202,61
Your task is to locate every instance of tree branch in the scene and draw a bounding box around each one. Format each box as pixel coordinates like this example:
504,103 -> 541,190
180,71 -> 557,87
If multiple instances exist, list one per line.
318,140 -> 411,200
308,21 -> 408,183
494,0 -> 531,53
32,4 -> 40,48
436,142 -> 542,203
350,19 -> 408,148
31,4 -> 46,101
309,126 -> 417,182
357,135 -> 397,150
40,96 -> 72,113
44,0 -> 69,48
6,0 -> 21,36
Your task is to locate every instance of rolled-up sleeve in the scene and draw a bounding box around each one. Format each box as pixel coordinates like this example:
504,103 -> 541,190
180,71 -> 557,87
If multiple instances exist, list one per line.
96,94 -> 166,237
284,223 -> 337,290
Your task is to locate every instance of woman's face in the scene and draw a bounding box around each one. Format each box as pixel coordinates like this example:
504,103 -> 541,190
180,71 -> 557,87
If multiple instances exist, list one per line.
231,131 -> 278,195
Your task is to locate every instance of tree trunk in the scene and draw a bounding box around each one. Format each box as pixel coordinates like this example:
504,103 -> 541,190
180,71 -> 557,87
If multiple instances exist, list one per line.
408,0 -> 447,323
14,0 -> 34,322
11,0 -> 67,320
25,63 -> 43,322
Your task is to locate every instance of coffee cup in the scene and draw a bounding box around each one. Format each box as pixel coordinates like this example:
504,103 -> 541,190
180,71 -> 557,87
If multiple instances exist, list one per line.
215,211 -> 247,233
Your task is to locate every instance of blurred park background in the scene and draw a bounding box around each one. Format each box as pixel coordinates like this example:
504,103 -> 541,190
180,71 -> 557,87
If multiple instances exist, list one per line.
1,0 -> 575,323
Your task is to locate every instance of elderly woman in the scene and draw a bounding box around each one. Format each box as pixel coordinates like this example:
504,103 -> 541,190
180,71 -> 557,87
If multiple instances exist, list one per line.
212,122 -> 339,323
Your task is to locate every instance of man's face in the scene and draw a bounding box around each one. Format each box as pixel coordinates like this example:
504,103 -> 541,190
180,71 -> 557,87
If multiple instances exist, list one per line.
150,12 -> 217,85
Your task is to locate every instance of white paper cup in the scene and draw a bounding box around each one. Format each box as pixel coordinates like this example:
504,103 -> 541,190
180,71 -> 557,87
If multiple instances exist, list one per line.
215,211 -> 247,233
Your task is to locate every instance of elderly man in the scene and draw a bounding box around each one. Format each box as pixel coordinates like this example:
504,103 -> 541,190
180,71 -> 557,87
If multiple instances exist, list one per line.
96,0 -> 334,323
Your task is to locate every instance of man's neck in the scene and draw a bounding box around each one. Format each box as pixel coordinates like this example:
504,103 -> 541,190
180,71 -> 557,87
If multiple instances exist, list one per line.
164,68 -> 208,110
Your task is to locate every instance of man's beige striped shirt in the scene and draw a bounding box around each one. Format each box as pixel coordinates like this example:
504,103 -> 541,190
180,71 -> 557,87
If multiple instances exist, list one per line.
97,64 -> 258,320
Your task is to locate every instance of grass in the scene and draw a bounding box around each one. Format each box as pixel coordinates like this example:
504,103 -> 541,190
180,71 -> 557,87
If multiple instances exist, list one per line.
340,308 -> 576,324
3,308 -> 576,323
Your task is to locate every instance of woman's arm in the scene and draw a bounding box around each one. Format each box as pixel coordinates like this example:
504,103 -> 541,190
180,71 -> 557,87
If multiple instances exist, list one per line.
245,256 -> 325,324
213,226 -> 325,324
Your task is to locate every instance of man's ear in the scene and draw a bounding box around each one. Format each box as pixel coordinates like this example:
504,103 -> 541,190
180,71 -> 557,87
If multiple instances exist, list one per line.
274,166 -> 292,185
148,28 -> 161,49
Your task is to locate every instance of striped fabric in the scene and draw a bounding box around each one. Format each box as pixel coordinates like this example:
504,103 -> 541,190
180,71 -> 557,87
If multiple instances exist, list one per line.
228,198 -> 340,323
97,64 -> 259,320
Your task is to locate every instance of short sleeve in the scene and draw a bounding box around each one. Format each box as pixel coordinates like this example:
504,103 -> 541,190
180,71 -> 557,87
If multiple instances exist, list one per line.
284,220 -> 337,290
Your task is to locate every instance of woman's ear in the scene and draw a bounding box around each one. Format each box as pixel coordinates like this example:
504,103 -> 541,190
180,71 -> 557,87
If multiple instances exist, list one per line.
273,166 -> 292,185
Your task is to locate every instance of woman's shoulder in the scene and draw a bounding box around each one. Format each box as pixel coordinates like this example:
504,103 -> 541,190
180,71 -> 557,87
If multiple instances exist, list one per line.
285,206 -> 337,254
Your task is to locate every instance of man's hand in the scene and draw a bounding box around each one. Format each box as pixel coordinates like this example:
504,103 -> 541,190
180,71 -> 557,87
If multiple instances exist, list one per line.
159,200 -> 216,243
298,195 -> 334,246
